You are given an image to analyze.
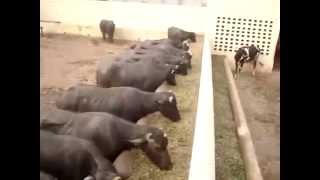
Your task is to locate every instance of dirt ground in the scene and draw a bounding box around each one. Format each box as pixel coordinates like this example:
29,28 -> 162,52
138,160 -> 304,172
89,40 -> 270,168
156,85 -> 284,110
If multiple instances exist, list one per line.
40,34 -> 203,180
40,34 -> 137,89
213,55 -> 280,180
236,70 -> 280,180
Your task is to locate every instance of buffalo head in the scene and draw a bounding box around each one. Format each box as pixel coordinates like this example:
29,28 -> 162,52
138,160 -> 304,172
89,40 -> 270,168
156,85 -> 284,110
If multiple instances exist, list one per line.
175,59 -> 188,75
128,127 -> 173,170
165,66 -> 177,86
182,40 -> 191,51
155,91 -> 181,121
188,32 -> 196,42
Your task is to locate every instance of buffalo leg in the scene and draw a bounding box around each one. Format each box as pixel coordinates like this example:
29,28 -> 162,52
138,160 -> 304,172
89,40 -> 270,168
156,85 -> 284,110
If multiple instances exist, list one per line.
108,32 -> 114,43
188,59 -> 192,69
252,60 -> 257,76
234,60 -> 239,79
239,62 -> 244,73
102,32 -> 106,41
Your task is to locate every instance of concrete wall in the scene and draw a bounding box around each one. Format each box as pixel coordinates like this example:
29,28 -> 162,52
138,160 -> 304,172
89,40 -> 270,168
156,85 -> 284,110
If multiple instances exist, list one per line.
40,0 -> 208,40
110,0 -> 207,7
207,0 -> 280,72
40,0 -> 279,71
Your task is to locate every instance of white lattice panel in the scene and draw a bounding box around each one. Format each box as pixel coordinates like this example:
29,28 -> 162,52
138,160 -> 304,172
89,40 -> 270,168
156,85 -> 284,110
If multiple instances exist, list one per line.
210,16 -> 279,72
205,0 -> 280,72
212,17 -> 275,56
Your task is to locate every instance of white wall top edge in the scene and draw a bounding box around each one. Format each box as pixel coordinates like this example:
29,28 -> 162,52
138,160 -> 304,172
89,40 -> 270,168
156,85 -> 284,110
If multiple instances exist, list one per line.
188,36 -> 215,180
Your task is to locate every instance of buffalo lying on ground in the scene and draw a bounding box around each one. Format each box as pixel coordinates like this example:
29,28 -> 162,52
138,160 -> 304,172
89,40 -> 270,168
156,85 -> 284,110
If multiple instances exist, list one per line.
56,85 -> 181,122
40,130 -> 97,180
40,109 -> 173,171
96,58 -> 177,91
40,130 -> 122,180
130,38 -> 191,51
115,48 -> 188,75
129,39 -> 192,69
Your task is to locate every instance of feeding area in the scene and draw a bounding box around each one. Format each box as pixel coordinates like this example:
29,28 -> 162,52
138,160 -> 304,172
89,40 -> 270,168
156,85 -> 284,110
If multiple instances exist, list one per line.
40,0 -> 279,180
40,28 -> 205,180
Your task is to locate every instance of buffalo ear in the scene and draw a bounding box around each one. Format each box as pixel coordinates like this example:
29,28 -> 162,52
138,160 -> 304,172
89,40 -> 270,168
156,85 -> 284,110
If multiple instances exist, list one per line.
83,176 -> 94,180
128,138 -> 146,146
128,133 -> 154,146
145,133 -> 160,148
145,133 -> 155,143
112,176 -> 122,180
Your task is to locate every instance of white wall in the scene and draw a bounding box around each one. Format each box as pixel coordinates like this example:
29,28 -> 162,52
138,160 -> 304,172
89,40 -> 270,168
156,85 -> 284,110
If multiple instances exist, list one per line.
40,0 -> 279,71
207,0 -> 280,72
110,0 -> 206,7
40,0 -> 208,40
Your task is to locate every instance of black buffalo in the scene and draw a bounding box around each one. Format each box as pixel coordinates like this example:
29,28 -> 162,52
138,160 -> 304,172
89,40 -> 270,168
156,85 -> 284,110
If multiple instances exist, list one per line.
40,109 -> 173,171
130,39 -> 192,69
168,27 -> 196,48
130,38 -> 192,58
100,20 -> 115,43
40,130 -> 97,180
56,85 -> 181,122
40,130 -> 122,180
96,58 -> 177,91
115,48 -> 188,75
40,171 -> 56,180
130,38 -> 189,50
